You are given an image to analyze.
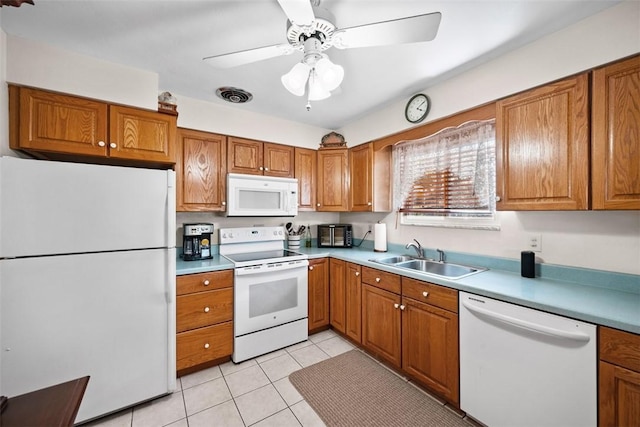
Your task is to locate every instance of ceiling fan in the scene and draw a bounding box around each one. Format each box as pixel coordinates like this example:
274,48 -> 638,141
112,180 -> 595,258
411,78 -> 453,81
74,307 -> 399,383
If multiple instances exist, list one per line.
204,0 -> 441,108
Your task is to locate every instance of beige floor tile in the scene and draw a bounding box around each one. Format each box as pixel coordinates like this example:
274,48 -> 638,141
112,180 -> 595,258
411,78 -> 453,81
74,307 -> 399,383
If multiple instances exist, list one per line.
289,400 -> 326,427
220,358 -> 257,376
256,348 -> 287,364
188,400 -> 245,427
234,384 -> 287,426
225,364 -> 271,397
315,336 -> 354,357
259,353 -> 302,382
308,329 -> 338,344
132,391 -> 186,427
285,339 -> 314,352
165,418 -> 188,427
253,408 -> 302,427
273,377 -> 303,406
83,408 -> 132,427
289,344 -> 329,367
180,365 -> 222,390
183,377 -> 233,416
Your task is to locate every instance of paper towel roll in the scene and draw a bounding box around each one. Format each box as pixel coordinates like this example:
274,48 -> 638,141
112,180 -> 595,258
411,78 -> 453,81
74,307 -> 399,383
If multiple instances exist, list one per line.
374,222 -> 387,252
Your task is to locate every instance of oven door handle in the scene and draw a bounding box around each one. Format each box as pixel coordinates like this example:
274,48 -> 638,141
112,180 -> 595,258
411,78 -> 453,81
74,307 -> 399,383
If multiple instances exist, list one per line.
235,260 -> 309,276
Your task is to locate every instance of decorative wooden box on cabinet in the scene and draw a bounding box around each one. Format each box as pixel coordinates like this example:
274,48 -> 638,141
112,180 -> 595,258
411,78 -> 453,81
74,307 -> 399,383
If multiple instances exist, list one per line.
317,148 -> 349,211
599,326 -> 640,427
308,257 -> 329,333
349,143 -> 392,212
295,147 -> 317,211
361,266 -> 402,368
175,128 -> 227,212
227,136 -> 294,177
9,85 -> 176,166
592,54 -> 640,210
401,277 -> 459,405
495,73 -> 589,210
176,270 -> 234,374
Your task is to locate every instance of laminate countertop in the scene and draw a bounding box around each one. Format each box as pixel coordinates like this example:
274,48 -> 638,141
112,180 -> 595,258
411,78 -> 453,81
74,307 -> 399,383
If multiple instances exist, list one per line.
176,246 -> 640,335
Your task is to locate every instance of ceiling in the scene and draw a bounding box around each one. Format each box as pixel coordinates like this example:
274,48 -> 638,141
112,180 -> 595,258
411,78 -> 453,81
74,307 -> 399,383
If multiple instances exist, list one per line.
0,0 -> 620,130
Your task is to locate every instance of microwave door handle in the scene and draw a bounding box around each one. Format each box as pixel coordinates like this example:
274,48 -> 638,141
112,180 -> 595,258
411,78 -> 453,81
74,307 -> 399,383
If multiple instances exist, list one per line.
330,228 -> 335,246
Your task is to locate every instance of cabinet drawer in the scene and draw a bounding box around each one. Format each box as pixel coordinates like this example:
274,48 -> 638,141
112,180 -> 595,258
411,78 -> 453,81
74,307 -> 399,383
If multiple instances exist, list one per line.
177,270 -> 233,295
362,266 -> 401,294
402,277 -> 458,313
177,288 -> 233,333
600,327 -> 640,372
177,322 -> 233,371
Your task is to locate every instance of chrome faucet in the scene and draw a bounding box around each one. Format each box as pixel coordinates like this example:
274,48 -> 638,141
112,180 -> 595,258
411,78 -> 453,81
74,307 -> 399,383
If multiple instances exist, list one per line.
436,248 -> 446,263
405,239 -> 424,258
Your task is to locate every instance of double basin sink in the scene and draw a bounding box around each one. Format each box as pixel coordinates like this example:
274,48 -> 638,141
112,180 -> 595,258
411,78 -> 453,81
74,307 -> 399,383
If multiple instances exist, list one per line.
370,255 -> 487,280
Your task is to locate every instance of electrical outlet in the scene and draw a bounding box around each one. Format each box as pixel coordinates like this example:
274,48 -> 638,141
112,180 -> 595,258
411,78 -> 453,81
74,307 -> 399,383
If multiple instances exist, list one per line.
528,234 -> 542,252
368,224 -> 373,232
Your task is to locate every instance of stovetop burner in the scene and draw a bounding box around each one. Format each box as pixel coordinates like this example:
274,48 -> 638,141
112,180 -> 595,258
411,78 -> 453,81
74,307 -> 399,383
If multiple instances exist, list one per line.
219,226 -> 308,267
222,249 -> 305,265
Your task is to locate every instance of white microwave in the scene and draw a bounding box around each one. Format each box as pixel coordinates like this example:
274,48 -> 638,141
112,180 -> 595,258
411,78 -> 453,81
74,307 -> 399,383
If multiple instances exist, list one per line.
227,173 -> 298,217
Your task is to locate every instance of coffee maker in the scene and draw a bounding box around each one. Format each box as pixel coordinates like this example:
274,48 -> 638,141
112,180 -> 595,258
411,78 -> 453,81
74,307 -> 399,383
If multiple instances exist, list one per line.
182,223 -> 214,261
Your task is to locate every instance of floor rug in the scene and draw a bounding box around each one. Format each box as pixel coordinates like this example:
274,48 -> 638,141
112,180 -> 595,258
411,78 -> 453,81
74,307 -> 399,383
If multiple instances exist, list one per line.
289,349 -> 470,427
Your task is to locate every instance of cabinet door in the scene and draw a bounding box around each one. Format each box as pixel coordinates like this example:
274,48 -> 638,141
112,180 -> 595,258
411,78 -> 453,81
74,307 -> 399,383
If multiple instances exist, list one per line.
496,73 -> 589,210
317,149 -> 349,211
599,361 -> 640,427
176,321 -> 233,371
228,137 -> 263,175
10,85 -> 108,157
264,142 -> 294,177
592,55 -> 640,210
308,258 -> 329,332
176,128 -> 227,212
329,258 -> 346,333
349,143 -> 373,211
402,297 -> 459,404
345,262 -> 362,343
176,288 -> 233,333
109,105 -> 176,164
295,147 -> 317,211
362,284 -> 401,368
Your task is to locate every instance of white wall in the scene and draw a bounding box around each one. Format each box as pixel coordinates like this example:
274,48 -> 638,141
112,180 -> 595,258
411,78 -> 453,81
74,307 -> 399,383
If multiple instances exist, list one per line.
338,1 -> 640,276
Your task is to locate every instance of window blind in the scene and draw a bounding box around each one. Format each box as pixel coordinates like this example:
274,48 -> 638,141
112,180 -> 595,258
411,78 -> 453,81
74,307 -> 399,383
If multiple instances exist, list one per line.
393,120 -> 496,218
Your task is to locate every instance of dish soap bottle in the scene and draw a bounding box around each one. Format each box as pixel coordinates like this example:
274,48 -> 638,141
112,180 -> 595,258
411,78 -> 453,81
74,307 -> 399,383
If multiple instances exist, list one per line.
305,225 -> 312,248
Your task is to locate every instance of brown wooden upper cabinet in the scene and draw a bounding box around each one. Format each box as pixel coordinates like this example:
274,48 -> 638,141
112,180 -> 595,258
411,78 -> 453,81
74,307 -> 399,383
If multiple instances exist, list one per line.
294,147 -> 317,211
176,128 -> 227,212
316,148 -> 349,211
349,143 -> 392,212
592,55 -> 640,210
9,85 -> 176,165
495,73 -> 590,210
227,136 -> 294,177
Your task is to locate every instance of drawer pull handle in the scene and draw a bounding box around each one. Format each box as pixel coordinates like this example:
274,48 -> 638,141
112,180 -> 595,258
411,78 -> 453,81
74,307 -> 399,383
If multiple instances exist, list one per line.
423,291 -> 429,297
98,141 -> 106,147
394,303 -> 399,309
400,305 -> 406,311
309,266 -> 314,271
355,271 -> 360,276
204,343 -> 210,349
203,280 -> 210,286
375,277 -> 381,283
109,142 -> 117,149
204,307 -> 210,313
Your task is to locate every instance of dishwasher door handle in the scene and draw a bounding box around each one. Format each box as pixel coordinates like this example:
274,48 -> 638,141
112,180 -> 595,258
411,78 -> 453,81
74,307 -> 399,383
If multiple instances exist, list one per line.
461,300 -> 591,342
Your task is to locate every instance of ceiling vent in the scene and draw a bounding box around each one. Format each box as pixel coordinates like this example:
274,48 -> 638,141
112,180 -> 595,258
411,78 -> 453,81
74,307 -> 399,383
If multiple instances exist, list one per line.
216,87 -> 253,103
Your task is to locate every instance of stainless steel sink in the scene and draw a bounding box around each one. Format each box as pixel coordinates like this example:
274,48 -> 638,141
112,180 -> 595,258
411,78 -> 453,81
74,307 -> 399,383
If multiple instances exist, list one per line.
394,259 -> 486,279
371,255 -> 415,265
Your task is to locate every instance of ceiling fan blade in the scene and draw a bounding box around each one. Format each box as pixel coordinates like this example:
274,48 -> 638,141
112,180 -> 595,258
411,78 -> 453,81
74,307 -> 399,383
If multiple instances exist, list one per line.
277,0 -> 315,26
203,43 -> 294,68
333,12 -> 442,49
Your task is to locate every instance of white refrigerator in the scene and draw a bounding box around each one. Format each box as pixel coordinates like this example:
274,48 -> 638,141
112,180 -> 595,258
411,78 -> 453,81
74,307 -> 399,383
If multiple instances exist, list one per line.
0,156 -> 176,423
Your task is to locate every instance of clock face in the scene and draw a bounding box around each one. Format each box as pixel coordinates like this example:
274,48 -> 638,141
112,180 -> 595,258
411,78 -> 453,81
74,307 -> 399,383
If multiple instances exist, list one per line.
405,94 -> 430,123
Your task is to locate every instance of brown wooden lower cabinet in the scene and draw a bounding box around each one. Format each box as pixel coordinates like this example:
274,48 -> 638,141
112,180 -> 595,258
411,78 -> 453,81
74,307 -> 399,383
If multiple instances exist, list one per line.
308,258 -> 330,332
176,322 -> 233,371
329,258 -> 347,333
599,326 -> 640,427
345,262 -> 362,343
362,283 -> 401,368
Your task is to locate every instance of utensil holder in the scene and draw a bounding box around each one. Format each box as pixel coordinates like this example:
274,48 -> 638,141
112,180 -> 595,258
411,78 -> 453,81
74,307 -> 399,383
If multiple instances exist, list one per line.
288,235 -> 301,250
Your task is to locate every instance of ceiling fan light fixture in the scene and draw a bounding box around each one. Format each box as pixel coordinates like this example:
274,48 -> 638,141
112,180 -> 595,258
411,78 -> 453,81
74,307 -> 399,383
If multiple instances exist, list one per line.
315,55 -> 343,91
281,62 -> 311,96
307,70 -> 331,101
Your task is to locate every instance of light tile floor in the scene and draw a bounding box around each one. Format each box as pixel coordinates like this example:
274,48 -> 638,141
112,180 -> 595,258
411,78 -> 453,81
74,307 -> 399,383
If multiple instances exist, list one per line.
84,329 -> 471,427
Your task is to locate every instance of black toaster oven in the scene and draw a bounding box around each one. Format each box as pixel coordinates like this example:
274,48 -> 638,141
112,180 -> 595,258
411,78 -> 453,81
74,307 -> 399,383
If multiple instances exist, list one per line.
317,224 -> 353,248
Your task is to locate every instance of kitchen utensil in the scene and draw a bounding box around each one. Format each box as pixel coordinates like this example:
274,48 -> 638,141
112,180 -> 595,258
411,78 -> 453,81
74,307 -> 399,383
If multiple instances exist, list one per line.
286,222 -> 293,235
297,225 -> 305,235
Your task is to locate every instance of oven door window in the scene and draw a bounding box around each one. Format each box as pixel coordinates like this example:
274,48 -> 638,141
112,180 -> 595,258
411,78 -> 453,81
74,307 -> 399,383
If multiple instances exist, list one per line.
319,228 -> 333,246
249,278 -> 297,318
332,228 -> 346,246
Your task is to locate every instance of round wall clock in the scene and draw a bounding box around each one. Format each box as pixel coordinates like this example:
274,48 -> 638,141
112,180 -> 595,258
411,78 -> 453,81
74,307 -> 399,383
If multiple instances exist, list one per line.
405,93 -> 430,124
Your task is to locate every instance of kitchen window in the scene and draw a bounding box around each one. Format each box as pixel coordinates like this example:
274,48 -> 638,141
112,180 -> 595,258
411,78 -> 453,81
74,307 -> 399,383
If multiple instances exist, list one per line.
393,119 -> 499,230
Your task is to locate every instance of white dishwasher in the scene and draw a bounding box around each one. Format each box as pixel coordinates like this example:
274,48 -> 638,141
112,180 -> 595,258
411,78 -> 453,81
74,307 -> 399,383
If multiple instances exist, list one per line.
459,292 -> 596,427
